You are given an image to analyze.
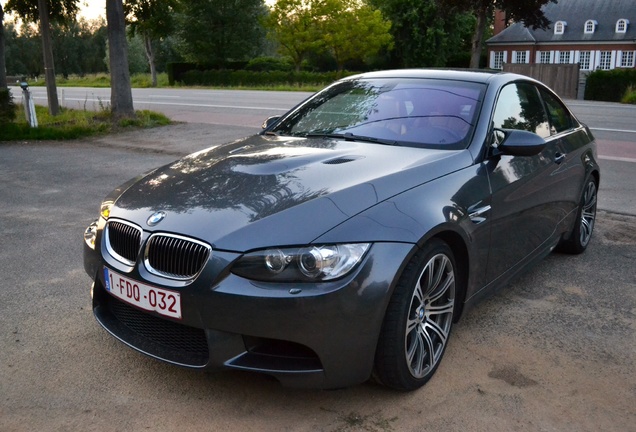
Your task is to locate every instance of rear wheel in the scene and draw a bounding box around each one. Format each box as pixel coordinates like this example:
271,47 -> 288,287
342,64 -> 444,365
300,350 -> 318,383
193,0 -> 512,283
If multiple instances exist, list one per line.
558,176 -> 597,254
374,239 -> 457,391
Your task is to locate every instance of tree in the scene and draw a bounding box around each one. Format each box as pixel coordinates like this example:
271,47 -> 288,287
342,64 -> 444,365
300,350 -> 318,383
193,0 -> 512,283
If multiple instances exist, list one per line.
266,0 -> 392,72
5,0 -> 79,115
51,18 -> 108,78
370,0 -> 475,68
264,0 -> 324,72
123,0 -> 176,87
107,0 -> 135,118
3,22 -> 42,77
320,0 -> 392,72
443,0 -> 555,68
0,4 -> 7,88
175,0 -> 267,67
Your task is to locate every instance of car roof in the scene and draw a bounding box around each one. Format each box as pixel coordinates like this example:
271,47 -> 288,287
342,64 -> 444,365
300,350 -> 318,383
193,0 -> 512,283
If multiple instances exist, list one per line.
344,69 -> 521,85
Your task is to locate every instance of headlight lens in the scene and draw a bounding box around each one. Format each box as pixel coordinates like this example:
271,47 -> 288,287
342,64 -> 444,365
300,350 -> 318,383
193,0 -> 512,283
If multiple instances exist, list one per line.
231,243 -> 370,282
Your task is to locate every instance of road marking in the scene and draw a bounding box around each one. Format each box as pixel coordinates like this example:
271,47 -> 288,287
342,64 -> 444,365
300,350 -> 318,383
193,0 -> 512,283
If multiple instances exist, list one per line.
598,155 -> 636,163
590,127 -> 636,134
132,100 -> 289,111
33,96 -> 288,111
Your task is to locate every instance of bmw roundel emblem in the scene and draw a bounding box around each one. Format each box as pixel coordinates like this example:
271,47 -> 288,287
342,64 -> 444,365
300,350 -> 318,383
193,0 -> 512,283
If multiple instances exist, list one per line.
147,211 -> 166,226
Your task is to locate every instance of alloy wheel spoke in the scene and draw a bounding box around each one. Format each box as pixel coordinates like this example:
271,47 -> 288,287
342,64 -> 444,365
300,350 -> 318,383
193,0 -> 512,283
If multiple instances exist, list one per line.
406,328 -> 426,375
412,280 -> 424,306
427,299 -> 454,316
430,257 -> 446,292
423,256 -> 448,297
424,319 -> 448,347
419,325 -> 435,374
584,184 -> 597,209
406,316 -> 419,334
427,272 -> 454,304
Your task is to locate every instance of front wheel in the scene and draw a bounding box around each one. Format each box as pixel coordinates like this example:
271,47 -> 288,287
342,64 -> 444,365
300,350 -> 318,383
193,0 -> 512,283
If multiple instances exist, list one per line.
374,239 -> 458,391
558,176 -> 598,254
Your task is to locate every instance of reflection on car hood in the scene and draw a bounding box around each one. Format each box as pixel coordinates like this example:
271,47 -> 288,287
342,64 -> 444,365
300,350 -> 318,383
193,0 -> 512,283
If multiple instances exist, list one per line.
109,135 -> 472,251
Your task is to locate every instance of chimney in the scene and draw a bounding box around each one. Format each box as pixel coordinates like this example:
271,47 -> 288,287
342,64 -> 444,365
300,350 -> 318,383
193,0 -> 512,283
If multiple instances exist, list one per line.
493,9 -> 508,35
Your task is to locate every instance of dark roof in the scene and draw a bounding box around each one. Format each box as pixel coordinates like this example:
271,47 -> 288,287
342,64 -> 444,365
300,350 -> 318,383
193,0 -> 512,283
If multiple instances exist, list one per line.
487,0 -> 636,44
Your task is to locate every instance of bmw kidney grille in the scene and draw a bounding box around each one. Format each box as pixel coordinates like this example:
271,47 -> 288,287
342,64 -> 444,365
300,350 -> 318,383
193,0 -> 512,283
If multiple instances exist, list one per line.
144,233 -> 211,280
105,221 -> 211,279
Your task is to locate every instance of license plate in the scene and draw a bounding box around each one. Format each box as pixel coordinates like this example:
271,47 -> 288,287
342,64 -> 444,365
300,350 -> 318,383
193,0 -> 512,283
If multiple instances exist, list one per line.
103,268 -> 182,319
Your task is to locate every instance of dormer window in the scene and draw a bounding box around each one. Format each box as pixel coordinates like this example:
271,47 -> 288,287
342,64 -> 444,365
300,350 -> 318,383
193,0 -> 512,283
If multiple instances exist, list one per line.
616,19 -> 629,33
584,20 -> 597,34
555,21 -> 567,35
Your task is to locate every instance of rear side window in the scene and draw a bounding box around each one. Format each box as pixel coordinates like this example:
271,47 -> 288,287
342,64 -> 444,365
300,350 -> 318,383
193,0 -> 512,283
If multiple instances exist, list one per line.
492,83 -> 551,138
539,89 -> 575,134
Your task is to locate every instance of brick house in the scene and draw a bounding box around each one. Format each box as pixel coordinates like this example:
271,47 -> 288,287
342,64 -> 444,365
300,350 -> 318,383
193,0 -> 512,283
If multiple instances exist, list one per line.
486,0 -> 636,71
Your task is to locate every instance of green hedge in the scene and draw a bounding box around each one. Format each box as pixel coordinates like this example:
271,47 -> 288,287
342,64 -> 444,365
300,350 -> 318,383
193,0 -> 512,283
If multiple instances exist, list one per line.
179,69 -> 353,87
585,68 -> 636,102
167,61 -> 252,85
0,88 -> 17,126
245,57 -> 294,72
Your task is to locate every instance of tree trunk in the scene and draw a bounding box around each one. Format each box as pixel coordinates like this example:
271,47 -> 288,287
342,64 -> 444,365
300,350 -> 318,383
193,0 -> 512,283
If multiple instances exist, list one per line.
469,3 -> 489,69
38,0 -> 60,115
106,0 -> 135,118
0,5 -> 7,89
142,33 -> 157,87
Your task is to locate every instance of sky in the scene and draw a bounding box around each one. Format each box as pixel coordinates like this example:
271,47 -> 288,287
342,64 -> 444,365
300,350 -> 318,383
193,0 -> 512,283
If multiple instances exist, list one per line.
79,1 -> 106,21
0,0 -> 105,20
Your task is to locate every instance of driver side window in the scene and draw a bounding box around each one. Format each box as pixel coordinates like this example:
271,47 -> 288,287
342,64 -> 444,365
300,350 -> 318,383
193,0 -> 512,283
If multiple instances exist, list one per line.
492,83 -> 551,140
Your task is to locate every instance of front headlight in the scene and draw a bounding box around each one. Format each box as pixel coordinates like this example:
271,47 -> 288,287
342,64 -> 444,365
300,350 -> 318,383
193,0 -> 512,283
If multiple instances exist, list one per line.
84,220 -> 98,249
231,243 -> 370,282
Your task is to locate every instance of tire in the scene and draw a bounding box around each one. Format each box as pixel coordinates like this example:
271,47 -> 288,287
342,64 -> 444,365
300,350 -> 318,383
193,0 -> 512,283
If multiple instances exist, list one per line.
374,239 -> 458,391
558,176 -> 598,254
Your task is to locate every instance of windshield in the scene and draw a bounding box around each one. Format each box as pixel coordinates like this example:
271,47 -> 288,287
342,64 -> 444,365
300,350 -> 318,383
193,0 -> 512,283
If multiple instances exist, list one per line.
271,78 -> 485,149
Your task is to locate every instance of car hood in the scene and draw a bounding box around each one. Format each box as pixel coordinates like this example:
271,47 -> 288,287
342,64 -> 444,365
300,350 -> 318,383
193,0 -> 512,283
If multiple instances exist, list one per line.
108,135 -> 473,251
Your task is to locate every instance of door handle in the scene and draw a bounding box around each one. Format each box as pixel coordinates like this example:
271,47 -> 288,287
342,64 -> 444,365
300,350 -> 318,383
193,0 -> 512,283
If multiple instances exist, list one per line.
554,152 -> 566,164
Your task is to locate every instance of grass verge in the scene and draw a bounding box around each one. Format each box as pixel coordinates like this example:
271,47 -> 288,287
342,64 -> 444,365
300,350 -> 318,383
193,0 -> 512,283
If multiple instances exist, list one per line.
0,104 -> 172,141
621,85 -> 636,105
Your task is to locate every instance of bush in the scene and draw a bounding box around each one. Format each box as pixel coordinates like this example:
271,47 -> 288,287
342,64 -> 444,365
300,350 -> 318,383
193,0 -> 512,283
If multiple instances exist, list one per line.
167,61 -> 251,85
585,68 -> 636,102
179,69 -> 351,88
0,88 -> 17,126
245,57 -> 293,72
621,85 -> 636,104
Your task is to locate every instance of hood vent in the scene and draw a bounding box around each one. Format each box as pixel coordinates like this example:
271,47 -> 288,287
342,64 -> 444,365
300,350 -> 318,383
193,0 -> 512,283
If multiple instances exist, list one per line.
322,156 -> 361,165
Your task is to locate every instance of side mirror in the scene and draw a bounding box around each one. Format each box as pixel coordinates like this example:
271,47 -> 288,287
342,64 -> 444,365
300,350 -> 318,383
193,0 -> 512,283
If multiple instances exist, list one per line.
493,128 -> 546,157
261,115 -> 281,130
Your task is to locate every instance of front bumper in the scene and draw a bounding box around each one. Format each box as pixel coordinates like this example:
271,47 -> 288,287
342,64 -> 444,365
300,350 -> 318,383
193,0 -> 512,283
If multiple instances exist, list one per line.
85,240 -> 413,389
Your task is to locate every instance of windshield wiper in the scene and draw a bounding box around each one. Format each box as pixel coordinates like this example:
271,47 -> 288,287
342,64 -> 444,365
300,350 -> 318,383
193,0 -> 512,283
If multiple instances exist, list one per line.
305,132 -> 401,146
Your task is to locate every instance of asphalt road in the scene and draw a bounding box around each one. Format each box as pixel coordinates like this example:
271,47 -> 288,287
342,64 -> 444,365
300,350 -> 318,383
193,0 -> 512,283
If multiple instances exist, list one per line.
1,86 -> 635,431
